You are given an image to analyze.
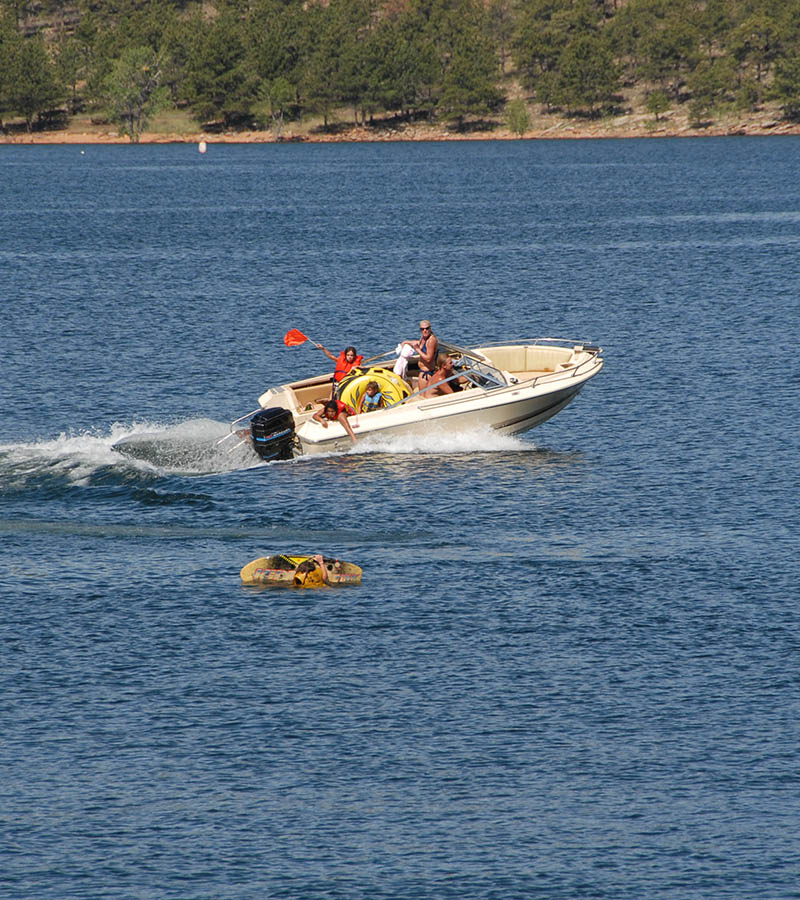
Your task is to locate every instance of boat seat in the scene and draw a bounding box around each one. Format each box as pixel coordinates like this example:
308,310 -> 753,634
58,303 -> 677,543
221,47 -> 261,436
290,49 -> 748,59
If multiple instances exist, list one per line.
513,369 -> 553,381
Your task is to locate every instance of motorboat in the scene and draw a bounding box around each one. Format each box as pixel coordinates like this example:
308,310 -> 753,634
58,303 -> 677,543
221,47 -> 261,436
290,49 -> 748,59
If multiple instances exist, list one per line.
240,555 -> 363,587
227,338 -> 603,459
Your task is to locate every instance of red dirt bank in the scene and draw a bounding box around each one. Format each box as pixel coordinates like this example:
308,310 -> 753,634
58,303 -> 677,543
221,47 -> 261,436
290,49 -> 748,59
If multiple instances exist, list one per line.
4,108 -> 800,144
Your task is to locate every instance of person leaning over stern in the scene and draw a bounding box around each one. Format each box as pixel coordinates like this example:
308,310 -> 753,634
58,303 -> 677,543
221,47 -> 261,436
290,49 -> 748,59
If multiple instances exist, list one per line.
312,399 -> 358,444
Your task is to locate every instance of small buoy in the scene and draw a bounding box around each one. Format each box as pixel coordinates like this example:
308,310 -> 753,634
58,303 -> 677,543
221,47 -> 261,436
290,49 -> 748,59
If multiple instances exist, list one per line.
198,140 -> 207,154
80,150 -> 85,155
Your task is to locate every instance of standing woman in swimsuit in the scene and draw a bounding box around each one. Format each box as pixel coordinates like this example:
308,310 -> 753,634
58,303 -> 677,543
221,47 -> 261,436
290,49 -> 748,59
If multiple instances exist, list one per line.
410,320 -> 438,391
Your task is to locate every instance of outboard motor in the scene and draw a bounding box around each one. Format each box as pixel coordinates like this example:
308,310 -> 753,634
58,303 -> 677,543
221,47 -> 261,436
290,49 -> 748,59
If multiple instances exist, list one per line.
249,408 -> 296,461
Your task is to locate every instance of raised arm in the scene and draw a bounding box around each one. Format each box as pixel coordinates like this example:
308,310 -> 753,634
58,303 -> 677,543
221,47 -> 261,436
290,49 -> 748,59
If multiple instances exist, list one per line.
313,554 -> 331,583
315,343 -> 338,363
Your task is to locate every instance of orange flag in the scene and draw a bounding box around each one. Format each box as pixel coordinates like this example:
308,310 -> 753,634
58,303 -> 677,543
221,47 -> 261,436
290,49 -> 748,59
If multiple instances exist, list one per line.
283,329 -> 308,347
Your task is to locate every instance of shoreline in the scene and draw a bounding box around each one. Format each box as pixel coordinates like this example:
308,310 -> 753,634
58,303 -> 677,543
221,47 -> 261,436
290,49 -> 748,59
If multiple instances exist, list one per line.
4,110 -> 800,145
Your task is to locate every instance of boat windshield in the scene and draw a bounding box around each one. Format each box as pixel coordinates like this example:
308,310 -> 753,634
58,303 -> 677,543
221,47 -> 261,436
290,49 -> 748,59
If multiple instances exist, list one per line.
432,341 -> 507,390
390,341 -> 508,405
339,340 -> 509,408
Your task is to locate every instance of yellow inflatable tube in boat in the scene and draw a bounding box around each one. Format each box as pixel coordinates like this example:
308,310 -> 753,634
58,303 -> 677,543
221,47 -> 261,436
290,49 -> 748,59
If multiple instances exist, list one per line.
337,367 -> 410,412
240,555 -> 363,587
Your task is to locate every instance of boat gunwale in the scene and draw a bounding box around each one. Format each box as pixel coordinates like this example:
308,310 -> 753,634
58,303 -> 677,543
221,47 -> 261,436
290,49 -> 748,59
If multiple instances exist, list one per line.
235,337 -> 604,453
282,338 -> 603,412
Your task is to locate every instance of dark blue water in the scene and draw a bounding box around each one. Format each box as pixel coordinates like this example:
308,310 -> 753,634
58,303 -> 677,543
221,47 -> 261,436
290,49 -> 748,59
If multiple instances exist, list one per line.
2,138 -> 799,900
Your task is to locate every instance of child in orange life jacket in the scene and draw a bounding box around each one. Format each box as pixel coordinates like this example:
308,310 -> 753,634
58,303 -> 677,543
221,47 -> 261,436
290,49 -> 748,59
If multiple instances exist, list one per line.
314,342 -> 363,393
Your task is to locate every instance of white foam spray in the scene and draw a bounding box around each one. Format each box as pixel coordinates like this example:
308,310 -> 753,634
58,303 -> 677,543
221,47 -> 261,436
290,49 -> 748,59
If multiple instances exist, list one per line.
0,418 -> 259,483
352,425 -> 536,456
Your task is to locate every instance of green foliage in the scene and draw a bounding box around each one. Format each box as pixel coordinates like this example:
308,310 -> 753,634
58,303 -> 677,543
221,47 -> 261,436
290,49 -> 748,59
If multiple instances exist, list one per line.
245,0 -> 304,88
439,11 -> 502,127
639,20 -> 699,98
0,0 -> 31,29
301,1 -> 345,127
440,38 -> 501,126
0,15 -> 12,125
696,0 -> 734,58
263,74 -> 294,136
54,35 -> 84,114
735,76 -> 763,112
3,31 -> 62,130
368,11 -> 439,116
104,45 -> 167,141
771,54 -> 800,120
182,10 -> 258,126
332,0 -> 381,125
488,0 -> 514,72
8,0 -> 800,136
549,33 -> 620,115
606,0 -> 701,97
726,13 -> 780,82
605,0 -> 676,62
513,0 -> 602,93
687,57 -> 736,126
504,97 -> 530,135
645,88 -> 669,120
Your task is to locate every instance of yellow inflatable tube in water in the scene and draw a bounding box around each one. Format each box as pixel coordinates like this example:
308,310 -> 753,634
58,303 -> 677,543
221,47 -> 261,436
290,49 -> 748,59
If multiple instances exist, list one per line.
337,367 -> 410,412
240,555 -> 363,587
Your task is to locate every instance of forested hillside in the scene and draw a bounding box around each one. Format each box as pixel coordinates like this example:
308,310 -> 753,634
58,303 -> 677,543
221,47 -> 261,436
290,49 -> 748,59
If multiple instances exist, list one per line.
2,0 -> 800,140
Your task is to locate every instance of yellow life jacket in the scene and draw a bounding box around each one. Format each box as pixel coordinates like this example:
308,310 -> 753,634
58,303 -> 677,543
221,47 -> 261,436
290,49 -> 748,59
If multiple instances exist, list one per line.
294,566 -> 325,588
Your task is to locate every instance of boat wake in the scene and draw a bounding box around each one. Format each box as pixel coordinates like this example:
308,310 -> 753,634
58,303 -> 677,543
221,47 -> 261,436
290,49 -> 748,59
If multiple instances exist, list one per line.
0,421 -> 543,496
0,418 -> 261,489
110,419 -> 258,471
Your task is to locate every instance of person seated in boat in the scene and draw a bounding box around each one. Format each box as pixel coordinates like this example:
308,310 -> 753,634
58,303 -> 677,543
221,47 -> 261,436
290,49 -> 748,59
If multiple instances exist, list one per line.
293,554 -> 332,588
312,399 -> 358,444
314,343 -> 363,395
358,380 -> 386,413
404,320 -> 438,391
420,354 -> 463,397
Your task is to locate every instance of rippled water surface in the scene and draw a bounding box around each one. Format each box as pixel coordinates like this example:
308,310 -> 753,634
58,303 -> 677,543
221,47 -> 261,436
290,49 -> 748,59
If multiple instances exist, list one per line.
2,138 -> 799,900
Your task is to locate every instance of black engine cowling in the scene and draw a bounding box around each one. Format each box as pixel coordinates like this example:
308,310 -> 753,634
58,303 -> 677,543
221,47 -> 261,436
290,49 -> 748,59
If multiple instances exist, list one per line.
249,408 -> 296,460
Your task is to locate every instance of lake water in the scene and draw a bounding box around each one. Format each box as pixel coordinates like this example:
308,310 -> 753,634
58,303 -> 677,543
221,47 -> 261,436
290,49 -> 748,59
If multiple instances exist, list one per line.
1,137 -> 799,900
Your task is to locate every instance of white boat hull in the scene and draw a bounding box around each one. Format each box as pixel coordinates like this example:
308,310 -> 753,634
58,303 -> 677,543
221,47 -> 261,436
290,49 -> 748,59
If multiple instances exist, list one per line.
238,339 -> 603,458
294,358 -> 598,455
